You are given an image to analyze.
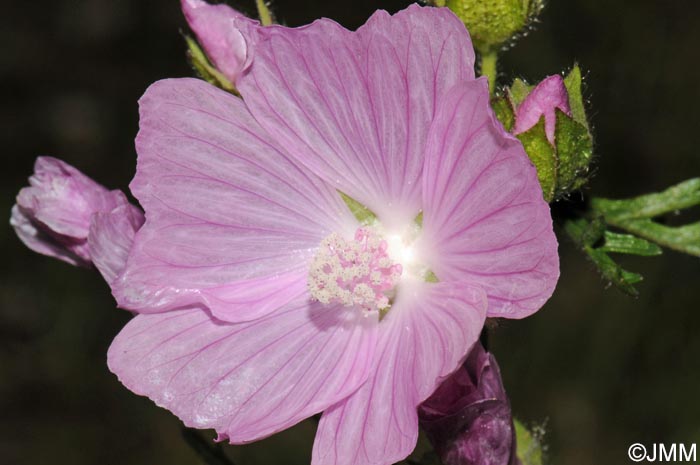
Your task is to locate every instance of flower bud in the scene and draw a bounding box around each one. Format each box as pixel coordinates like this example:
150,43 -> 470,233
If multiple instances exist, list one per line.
11,157 -> 142,271
444,0 -> 543,52
492,66 -> 594,201
419,342 -> 519,465
181,0 -> 258,85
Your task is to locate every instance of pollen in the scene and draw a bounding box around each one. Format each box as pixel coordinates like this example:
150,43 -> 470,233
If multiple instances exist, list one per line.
308,228 -> 403,312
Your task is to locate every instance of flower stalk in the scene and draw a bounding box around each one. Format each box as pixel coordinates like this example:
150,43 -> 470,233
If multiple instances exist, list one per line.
480,51 -> 498,94
255,0 -> 273,26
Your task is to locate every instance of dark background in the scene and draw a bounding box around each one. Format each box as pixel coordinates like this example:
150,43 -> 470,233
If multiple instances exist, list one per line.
1,1 -> 699,464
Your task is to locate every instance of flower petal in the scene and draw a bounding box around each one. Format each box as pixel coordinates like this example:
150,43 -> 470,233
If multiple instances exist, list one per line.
107,299 -> 378,443
421,79 -> 559,318
115,78 -> 356,321
311,281 -> 486,465
513,74 -> 571,144
88,198 -> 145,284
238,5 -> 475,225
10,204 -> 89,266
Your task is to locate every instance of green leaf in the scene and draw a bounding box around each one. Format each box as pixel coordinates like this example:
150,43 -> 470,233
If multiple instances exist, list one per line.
338,191 -> 377,225
516,118 -> 557,201
563,64 -> 589,129
564,218 -> 643,296
591,179 -> 700,256
509,78 -> 533,106
599,231 -> 663,256
514,419 -> 544,465
491,95 -> 515,132
554,109 -> 593,197
585,245 -> 642,296
184,35 -> 236,94
591,178 -> 700,220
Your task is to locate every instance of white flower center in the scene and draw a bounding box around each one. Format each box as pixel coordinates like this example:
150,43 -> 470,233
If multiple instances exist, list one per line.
308,225 -> 422,312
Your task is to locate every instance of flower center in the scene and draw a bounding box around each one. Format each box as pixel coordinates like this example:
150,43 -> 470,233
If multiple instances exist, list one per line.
308,227 -> 407,312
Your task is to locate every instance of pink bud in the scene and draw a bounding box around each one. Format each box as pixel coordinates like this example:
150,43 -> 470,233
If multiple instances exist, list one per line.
11,157 -> 143,274
513,74 -> 571,144
181,0 -> 258,83
419,342 -> 519,465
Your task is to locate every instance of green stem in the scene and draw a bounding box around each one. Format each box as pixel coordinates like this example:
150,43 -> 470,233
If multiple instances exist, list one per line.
433,0 -> 446,6
255,0 -> 273,26
480,50 -> 498,95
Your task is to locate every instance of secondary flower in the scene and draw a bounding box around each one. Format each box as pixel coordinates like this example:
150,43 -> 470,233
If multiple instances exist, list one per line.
419,342 -> 519,465
181,0 -> 258,84
107,4 -> 559,465
513,74 -> 571,144
11,156 -> 143,276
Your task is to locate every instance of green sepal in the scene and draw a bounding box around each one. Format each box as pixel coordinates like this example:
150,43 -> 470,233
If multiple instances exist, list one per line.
554,109 -> 593,197
491,95 -> 516,132
414,210 -> 424,227
338,191 -> 377,225
424,271 -> 439,283
563,64 -> 589,129
514,419 -> 544,465
184,35 -> 237,95
509,78 -> 533,107
516,118 -> 557,201
591,178 -> 700,256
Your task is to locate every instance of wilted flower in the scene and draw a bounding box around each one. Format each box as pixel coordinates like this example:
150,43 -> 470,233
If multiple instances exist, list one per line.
419,342 -> 519,465
11,156 -> 143,272
181,0 -> 259,84
513,74 -> 571,144
62,4 -> 557,465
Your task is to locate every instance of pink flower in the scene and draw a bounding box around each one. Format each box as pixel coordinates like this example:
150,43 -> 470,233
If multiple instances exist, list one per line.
11,156 -> 143,279
513,74 -> 571,144
108,5 -> 559,465
181,0 -> 258,83
419,342 -> 518,465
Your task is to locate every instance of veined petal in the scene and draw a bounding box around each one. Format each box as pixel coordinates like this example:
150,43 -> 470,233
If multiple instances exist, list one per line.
107,299 -> 378,443
11,204 -> 89,267
312,281 -> 486,465
115,78 -> 356,321
238,5 -> 475,226
421,79 -> 559,318
88,199 -> 145,284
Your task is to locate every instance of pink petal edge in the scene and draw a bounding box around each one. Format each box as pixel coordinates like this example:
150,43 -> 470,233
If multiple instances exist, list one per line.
421,78 -> 559,318
115,78 -> 356,322
107,298 -> 378,443
238,4 -> 475,227
312,281 -> 487,465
